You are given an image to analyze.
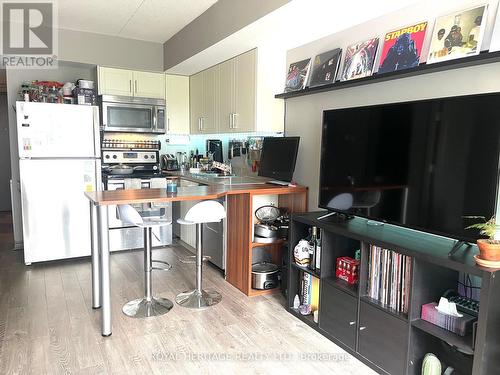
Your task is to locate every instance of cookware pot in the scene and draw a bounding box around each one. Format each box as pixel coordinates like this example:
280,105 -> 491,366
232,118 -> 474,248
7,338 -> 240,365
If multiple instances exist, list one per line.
108,164 -> 135,175
251,262 -> 280,290
254,223 -> 278,238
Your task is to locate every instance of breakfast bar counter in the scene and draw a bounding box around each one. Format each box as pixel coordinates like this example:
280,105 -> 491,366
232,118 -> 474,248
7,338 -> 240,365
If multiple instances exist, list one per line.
85,183 -> 307,336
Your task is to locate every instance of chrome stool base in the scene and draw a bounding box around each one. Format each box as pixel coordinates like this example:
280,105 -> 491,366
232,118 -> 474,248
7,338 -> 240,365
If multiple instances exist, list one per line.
122,297 -> 174,318
175,289 -> 222,309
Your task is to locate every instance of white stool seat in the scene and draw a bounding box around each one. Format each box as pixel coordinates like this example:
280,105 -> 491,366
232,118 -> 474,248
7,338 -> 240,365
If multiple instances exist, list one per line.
117,204 -> 172,228
116,204 -> 173,318
175,200 -> 226,309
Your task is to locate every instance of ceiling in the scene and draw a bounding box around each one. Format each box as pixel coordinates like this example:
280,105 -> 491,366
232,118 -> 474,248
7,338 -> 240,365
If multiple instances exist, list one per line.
57,0 -> 218,43
166,0 -> 419,75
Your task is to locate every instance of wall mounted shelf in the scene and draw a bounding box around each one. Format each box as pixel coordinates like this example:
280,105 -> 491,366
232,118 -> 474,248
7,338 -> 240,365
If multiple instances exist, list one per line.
275,51 -> 500,100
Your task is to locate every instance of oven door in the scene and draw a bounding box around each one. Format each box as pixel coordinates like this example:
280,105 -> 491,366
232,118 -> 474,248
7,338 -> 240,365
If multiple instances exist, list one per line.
102,101 -> 154,133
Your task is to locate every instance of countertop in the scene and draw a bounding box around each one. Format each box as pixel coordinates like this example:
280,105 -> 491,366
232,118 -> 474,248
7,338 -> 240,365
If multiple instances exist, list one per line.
164,170 -> 270,186
85,184 -> 307,206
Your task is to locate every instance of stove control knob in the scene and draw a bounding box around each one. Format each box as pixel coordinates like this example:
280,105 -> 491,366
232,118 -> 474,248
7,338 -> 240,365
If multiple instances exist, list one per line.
112,155 -> 117,159
144,155 -> 149,159
151,154 -> 155,159
105,155 -> 110,159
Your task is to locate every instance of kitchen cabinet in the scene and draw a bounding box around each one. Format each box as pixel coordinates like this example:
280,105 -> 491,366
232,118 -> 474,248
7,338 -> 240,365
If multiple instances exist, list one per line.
190,66 -> 218,134
320,281 -> 358,350
98,67 -> 164,99
165,74 -> 190,134
133,71 -> 165,99
98,67 -> 134,96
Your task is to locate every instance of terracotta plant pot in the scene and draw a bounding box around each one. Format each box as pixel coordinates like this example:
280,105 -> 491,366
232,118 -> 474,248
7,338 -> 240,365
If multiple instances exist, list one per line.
477,239 -> 500,261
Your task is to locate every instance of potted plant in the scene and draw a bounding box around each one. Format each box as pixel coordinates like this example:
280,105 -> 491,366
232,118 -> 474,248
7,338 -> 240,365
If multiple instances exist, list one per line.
465,216 -> 500,261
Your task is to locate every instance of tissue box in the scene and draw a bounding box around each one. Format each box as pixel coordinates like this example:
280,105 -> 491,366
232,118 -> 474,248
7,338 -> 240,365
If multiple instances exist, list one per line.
421,302 -> 476,336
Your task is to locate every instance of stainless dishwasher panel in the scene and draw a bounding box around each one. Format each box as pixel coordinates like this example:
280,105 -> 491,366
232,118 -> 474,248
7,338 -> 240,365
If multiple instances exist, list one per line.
202,197 -> 226,270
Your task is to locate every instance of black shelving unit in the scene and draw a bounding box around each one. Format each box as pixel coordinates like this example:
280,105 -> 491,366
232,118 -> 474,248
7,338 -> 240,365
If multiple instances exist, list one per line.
287,212 -> 500,375
275,51 -> 500,99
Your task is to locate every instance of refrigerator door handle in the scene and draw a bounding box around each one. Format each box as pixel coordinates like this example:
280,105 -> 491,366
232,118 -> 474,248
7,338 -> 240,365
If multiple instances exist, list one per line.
93,107 -> 101,157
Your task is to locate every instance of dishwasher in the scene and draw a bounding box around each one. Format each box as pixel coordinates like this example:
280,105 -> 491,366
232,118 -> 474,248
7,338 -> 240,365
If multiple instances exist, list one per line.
202,197 -> 226,270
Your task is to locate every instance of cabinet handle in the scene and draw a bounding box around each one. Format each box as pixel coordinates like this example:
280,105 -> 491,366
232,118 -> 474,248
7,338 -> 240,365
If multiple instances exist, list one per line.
349,321 -> 356,326
129,80 -> 132,94
359,326 -> 366,331
134,80 -> 138,93
232,113 -> 237,129
229,113 -> 233,129
167,118 -> 170,132
201,118 -> 204,130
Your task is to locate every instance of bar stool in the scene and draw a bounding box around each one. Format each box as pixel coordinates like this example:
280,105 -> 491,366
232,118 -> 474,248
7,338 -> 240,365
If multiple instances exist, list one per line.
176,200 -> 226,309
117,204 -> 174,318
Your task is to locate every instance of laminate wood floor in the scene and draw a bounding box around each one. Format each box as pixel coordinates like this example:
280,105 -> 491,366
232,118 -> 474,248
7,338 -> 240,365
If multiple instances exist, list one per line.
0,212 -> 375,374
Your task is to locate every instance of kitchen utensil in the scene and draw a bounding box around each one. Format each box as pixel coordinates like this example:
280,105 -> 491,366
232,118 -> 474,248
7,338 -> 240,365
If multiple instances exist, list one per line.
76,79 -> 94,89
254,223 -> 278,238
251,262 -> 280,290
108,164 -> 135,175
255,205 -> 281,223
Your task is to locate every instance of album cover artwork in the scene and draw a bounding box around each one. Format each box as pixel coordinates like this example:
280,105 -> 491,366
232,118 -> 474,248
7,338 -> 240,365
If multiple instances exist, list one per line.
427,5 -> 488,64
378,22 -> 428,74
340,38 -> 379,81
284,58 -> 311,92
308,48 -> 342,87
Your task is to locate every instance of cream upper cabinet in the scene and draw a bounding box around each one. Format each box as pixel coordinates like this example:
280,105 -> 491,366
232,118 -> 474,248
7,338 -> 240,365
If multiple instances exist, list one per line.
218,59 -> 235,133
133,71 -> 165,99
98,67 -> 134,96
190,72 -> 204,134
165,74 -> 190,134
190,66 -> 219,134
218,50 -> 256,133
97,67 -> 164,99
233,50 -> 256,132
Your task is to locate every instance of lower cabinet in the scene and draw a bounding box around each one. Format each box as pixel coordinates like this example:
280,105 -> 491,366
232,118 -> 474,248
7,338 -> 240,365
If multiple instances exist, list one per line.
358,301 -> 408,375
319,281 -> 357,350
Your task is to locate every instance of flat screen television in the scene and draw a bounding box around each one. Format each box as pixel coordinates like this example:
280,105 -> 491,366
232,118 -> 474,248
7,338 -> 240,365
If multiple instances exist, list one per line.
259,136 -> 300,182
319,93 -> 500,242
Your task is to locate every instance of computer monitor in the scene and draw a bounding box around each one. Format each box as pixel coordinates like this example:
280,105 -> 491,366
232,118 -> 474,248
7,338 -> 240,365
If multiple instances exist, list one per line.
258,136 -> 300,182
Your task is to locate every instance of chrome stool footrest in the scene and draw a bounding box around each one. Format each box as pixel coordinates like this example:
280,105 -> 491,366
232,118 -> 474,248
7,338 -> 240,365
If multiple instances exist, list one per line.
179,255 -> 211,264
152,259 -> 172,271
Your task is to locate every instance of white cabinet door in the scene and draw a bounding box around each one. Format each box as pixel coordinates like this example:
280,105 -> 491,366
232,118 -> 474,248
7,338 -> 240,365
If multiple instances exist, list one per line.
190,72 -> 204,134
165,74 -> 190,134
234,49 -> 256,132
133,71 -> 165,99
201,66 -> 219,133
98,67 -> 133,96
218,59 -> 235,133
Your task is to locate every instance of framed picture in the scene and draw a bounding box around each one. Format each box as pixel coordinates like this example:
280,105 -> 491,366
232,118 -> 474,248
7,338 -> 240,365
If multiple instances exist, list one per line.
489,4 -> 500,52
340,37 -> 379,81
426,4 -> 488,64
308,48 -> 342,87
284,58 -> 311,92
377,22 -> 428,74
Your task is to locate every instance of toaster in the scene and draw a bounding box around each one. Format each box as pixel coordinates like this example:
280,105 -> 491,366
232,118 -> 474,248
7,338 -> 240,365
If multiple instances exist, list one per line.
161,154 -> 179,171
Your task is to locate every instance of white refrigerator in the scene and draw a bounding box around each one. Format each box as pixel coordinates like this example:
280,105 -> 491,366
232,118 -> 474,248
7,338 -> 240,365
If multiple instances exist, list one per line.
16,102 -> 101,264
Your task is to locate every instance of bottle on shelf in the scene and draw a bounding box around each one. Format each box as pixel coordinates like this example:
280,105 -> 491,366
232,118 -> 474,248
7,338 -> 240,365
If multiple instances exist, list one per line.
308,226 -> 318,271
315,229 -> 322,271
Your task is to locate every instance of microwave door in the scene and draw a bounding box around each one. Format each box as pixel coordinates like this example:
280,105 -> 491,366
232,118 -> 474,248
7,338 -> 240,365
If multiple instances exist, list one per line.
103,102 -> 154,132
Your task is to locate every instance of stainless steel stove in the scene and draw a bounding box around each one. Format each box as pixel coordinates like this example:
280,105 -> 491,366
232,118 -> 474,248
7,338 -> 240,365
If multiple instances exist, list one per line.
101,139 -> 172,251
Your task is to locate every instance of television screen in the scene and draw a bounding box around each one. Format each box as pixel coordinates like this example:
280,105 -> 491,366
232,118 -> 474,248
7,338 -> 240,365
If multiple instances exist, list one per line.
259,137 -> 300,182
320,93 -> 500,242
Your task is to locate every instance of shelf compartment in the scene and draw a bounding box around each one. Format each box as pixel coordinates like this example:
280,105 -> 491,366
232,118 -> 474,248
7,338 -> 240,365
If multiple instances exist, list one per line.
251,239 -> 286,247
291,261 -> 321,279
360,295 -> 408,321
411,319 -> 474,355
289,307 -> 318,327
324,276 -> 358,297
275,51 -> 500,99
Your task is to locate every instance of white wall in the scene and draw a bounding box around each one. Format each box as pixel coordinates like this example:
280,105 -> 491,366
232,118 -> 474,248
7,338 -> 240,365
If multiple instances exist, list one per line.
284,0 -> 500,209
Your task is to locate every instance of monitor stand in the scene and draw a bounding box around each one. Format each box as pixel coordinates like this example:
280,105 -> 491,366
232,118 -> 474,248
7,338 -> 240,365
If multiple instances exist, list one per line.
317,211 -> 353,221
267,180 -> 290,186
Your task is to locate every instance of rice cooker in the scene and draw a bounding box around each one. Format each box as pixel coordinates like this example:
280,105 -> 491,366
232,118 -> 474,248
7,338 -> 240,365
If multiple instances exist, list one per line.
251,262 -> 280,290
